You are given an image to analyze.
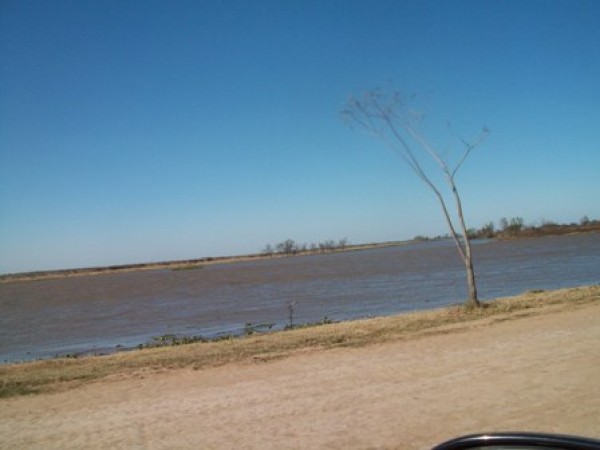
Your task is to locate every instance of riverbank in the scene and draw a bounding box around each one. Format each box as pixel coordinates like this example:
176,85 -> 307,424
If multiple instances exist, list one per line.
1,285 -> 598,449
1,285 -> 598,399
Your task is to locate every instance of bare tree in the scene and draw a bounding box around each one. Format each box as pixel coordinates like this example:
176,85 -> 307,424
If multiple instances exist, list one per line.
276,239 -> 298,255
342,89 -> 489,308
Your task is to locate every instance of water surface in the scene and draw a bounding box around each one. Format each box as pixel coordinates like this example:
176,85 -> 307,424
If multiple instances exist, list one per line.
1,233 -> 598,362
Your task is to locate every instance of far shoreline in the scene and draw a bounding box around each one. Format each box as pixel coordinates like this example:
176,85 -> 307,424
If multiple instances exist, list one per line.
2,224 -> 599,284
0,240 -> 413,284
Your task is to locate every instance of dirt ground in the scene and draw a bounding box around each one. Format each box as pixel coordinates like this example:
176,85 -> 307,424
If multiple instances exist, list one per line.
1,302 -> 599,450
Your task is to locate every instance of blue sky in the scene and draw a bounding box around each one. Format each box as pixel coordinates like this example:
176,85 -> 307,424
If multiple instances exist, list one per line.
1,0 -> 599,273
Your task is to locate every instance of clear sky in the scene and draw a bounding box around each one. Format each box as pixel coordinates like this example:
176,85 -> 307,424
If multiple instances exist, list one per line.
1,0 -> 599,274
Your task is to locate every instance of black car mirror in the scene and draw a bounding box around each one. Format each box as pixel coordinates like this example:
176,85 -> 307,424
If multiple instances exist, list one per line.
431,432 -> 600,450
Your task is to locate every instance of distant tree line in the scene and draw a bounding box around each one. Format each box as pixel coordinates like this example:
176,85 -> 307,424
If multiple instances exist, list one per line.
415,215 -> 599,241
262,238 -> 349,256
261,216 -> 598,258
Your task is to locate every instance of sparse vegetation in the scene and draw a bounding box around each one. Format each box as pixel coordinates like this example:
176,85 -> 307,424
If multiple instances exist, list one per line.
473,216 -> 600,239
287,300 -> 297,329
285,316 -> 335,330
171,264 -> 204,271
418,216 -> 600,241
1,285 -> 597,399
244,322 -> 274,336
263,238 -> 351,256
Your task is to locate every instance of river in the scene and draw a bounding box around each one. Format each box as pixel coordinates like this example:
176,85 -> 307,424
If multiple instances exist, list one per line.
1,233 -> 599,363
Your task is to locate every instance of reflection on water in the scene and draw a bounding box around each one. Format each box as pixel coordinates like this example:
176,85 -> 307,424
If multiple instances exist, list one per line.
1,233 -> 599,362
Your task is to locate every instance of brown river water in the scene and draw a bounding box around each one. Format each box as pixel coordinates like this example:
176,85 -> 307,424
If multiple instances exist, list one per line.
1,233 -> 599,363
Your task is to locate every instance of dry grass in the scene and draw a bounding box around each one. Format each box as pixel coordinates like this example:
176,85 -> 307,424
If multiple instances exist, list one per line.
1,285 -> 598,399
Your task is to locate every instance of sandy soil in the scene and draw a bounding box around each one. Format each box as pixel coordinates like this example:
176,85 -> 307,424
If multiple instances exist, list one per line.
1,302 -> 599,450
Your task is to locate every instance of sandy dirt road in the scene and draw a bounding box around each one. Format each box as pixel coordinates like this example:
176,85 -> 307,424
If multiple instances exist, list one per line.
1,302 -> 599,450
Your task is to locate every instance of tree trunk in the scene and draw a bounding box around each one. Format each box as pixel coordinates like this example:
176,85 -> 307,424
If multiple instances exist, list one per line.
464,254 -> 479,308
432,184 -> 481,308
451,182 -> 481,308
